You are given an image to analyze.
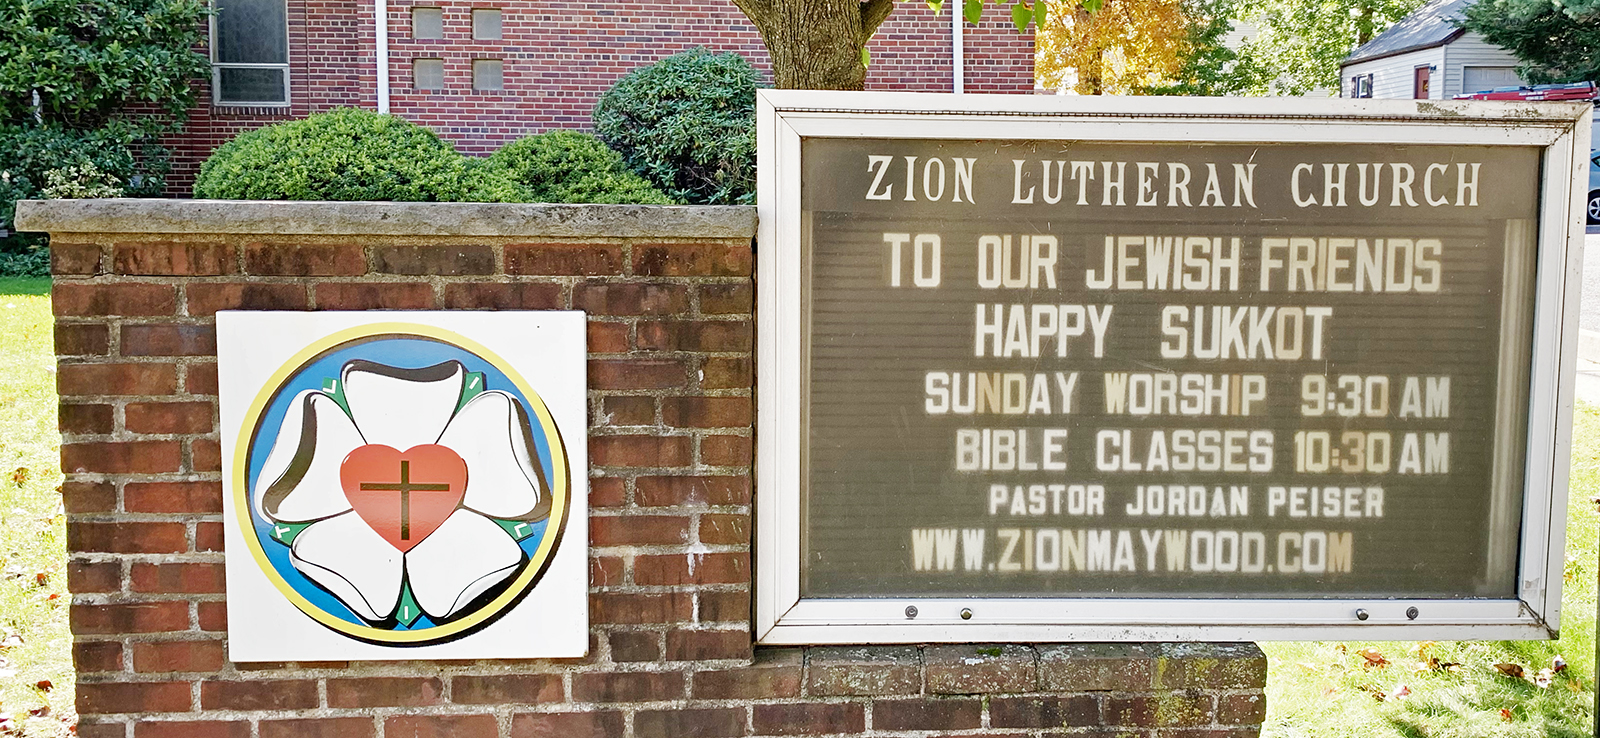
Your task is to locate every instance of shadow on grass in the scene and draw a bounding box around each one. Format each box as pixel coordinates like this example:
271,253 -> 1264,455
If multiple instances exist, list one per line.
0,276 -> 50,296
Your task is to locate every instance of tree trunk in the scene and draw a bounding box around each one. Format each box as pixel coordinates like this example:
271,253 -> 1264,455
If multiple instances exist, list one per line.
732,0 -> 896,89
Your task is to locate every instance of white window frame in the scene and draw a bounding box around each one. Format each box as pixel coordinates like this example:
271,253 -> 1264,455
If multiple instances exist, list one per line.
754,90 -> 1592,645
209,0 -> 291,107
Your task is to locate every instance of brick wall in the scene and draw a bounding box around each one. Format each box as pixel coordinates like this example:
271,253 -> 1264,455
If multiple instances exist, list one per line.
28,200 -> 1265,738
166,1 -> 1035,194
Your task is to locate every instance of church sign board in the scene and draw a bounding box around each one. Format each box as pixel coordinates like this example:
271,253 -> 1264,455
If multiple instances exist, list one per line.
754,91 -> 1592,643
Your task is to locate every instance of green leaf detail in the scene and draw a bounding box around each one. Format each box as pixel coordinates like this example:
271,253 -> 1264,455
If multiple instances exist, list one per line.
1034,0 -> 1048,27
1082,0 -> 1103,13
964,0 -> 983,24
926,0 -> 945,13
494,517 -> 540,542
321,377 -> 351,415
266,521 -> 313,547
861,46 -> 872,68
457,371 -> 486,411
394,584 -> 423,627
1012,2 -> 1032,30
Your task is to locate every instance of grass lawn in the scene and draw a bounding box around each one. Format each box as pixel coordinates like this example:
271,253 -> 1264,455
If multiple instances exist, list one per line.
0,277 -> 72,737
0,275 -> 1594,736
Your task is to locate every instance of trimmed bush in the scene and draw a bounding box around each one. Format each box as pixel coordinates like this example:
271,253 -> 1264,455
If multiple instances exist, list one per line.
593,48 -> 762,205
487,131 -> 675,205
193,108 -> 527,202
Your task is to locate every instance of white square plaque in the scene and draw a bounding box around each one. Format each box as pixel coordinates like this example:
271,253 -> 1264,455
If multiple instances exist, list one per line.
218,311 -> 588,660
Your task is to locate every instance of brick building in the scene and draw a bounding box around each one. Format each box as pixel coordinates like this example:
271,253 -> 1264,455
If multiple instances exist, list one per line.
173,0 -> 1036,193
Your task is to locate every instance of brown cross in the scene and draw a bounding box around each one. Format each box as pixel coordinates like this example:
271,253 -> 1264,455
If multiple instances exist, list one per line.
360,460 -> 451,540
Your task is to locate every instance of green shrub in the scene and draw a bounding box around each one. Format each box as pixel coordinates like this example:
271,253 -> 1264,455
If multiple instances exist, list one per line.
487,131 -> 675,205
193,108 -> 527,202
593,48 -> 762,205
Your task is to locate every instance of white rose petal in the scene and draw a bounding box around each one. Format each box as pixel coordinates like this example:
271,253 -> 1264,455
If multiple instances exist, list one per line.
290,512 -> 404,621
342,360 -> 465,451
439,390 -> 545,519
406,510 -> 523,619
257,391 -> 361,523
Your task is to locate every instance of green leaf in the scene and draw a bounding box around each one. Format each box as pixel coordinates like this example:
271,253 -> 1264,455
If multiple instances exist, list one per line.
964,0 -> 983,23
926,0 -> 945,13
861,46 -> 872,67
1082,0 -> 1103,12
1034,0 -> 1048,26
1012,1 -> 1032,30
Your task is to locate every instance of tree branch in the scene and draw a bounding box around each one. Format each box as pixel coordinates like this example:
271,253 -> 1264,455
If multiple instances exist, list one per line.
731,0 -> 774,25
861,0 -> 896,41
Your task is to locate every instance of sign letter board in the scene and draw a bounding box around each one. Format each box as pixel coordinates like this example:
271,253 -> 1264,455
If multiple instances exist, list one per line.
754,92 -> 1591,643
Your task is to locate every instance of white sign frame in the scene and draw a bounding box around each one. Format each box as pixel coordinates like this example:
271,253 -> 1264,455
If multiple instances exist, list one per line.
219,311 -> 589,661
754,90 -> 1592,644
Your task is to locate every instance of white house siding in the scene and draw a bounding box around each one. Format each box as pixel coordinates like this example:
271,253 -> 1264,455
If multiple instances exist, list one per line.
1341,46 -> 1446,98
1439,35 -> 1525,97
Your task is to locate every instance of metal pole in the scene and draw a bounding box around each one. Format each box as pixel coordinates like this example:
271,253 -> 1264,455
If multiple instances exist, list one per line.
375,0 -> 390,113
951,5 -> 964,94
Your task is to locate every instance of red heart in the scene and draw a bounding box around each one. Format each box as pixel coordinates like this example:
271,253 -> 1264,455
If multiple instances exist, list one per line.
340,445 -> 468,553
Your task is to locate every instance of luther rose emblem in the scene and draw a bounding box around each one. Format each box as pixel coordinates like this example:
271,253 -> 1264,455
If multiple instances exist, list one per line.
224,317 -> 581,655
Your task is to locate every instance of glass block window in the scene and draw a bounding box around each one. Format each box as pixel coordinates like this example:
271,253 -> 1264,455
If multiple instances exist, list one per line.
413,58 -> 444,90
473,59 -> 503,91
472,9 -> 501,40
212,0 -> 289,104
412,7 -> 443,39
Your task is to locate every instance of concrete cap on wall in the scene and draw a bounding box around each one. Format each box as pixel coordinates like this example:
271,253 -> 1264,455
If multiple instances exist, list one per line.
13,199 -> 758,239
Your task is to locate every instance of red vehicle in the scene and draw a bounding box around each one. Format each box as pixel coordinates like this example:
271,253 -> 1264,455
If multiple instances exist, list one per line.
1453,81 -> 1600,101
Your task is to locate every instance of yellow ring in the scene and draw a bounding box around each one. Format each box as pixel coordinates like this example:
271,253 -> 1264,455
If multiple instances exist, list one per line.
232,322 -> 569,644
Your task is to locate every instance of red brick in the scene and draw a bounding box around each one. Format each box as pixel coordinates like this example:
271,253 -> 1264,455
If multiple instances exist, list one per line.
195,522 -> 225,552
753,703 -> 864,735
505,243 -> 623,275
201,680 -> 319,710
375,245 -> 495,275
68,561 -> 121,593
327,677 -> 444,707
633,243 -> 751,276
665,628 -> 751,661
58,363 -> 177,396
699,514 -> 750,545
125,402 -> 214,435
70,522 -> 187,554
55,324 -> 109,355
62,441 -> 181,474
635,553 -> 748,585
185,282 -> 309,315
198,602 -> 226,631
125,481 -> 223,513
607,630 -> 661,662
121,324 -> 217,356
591,555 -> 624,587
244,243 -> 367,276
926,644 -> 1037,694
191,438 -> 222,472
591,592 -> 693,624
315,282 -> 435,310
571,671 -> 684,703
77,681 -> 191,714
637,320 -> 751,352
636,476 -> 749,506
1105,694 -> 1214,728
260,718 -> 377,738
1218,693 -> 1266,724
131,562 -> 225,594
590,515 -> 689,546
692,657 -> 801,700
73,641 -> 124,673
701,435 -> 752,467
601,396 -> 654,426
586,321 -> 629,353
61,480 -> 116,513
78,720 -> 132,737
59,403 -> 114,434
71,601 -> 190,635
590,435 -> 691,468
589,359 -> 686,390
634,707 -> 746,738
698,591 -> 751,623
662,396 -> 750,428
114,242 -> 235,275
451,674 -> 563,704
874,699 -> 983,730
572,283 -> 689,316
442,281 -> 562,309
589,478 -> 626,508
510,711 -> 624,738
385,715 -> 499,738
186,362 -> 219,394
52,283 -> 176,316
132,723 -> 249,738
700,357 -> 752,390
132,640 -> 227,673
698,283 -> 752,314
51,243 -> 103,275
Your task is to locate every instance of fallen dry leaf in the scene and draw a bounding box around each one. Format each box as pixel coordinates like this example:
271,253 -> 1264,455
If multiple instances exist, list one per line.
25,707 -> 46,719
8,468 -> 26,488
33,680 -> 50,693
32,572 -> 46,587
1535,668 -> 1554,688
1500,708 -> 1515,721
1494,663 -> 1526,679
1390,684 -> 1412,700
1360,648 -> 1389,668
0,634 -> 22,649
1553,656 -> 1568,673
